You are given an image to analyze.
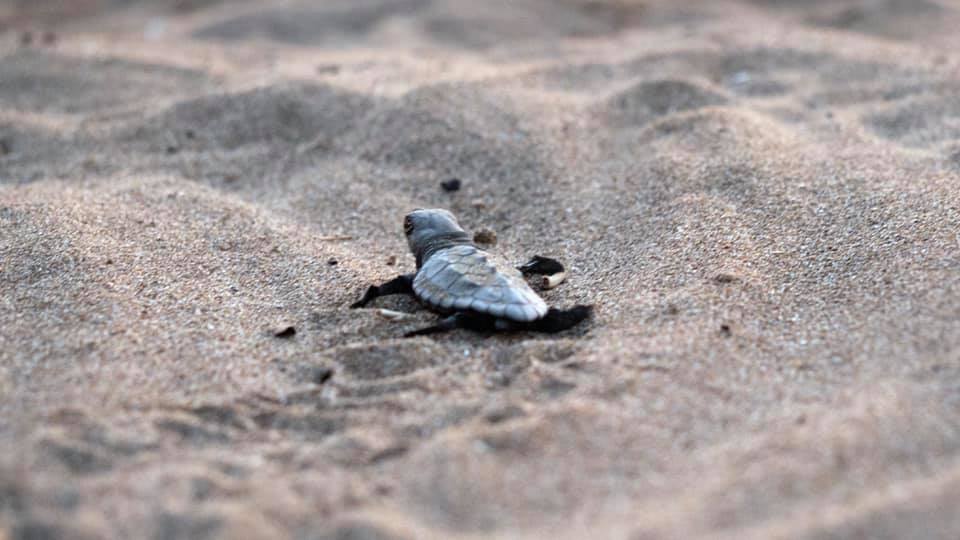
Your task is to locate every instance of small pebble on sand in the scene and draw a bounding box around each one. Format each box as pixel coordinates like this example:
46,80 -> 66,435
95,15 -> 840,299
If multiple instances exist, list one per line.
273,326 -> 296,338
473,228 -> 497,245
441,178 -> 462,192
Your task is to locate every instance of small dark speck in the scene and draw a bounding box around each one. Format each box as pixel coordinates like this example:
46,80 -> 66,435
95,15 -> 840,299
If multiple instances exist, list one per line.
386,255 -> 397,266
441,178 -> 462,192
484,405 -> 526,424
713,273 -> 740,284
369,445 -> 408,463
719,324 -> 732,337
540,377 -> 575,397
0,139 -> 10,156
165,146 -> 179,155
795,414 -> 806,425
274,326 -> 296,338
105,258 -> 113,265
42,31 -> 57,45
311,367 -> 334,384
328,258 -> 338,266
316,64 -> 341,75
825,111 -> 834,119
20,31 -> 33,46
184,130 -> 196,139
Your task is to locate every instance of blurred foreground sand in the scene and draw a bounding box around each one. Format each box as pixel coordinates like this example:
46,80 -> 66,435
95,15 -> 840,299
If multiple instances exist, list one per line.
2,0 -> 960,538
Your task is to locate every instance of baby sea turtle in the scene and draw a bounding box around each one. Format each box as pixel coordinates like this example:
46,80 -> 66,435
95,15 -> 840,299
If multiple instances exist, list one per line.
350,209 -> 592,337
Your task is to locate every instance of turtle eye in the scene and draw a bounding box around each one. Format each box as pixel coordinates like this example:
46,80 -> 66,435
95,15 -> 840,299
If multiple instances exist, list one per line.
403,216 -> 414,235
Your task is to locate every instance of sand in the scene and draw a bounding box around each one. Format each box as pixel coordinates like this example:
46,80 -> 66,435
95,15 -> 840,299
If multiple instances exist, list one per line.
2,0 -> 960,538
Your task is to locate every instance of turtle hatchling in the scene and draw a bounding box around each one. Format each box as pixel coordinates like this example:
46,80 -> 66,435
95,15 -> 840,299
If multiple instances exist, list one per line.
350,208 -> 592,337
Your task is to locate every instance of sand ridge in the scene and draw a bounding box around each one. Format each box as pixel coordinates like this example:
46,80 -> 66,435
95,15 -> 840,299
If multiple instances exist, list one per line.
2,0 -> 960,538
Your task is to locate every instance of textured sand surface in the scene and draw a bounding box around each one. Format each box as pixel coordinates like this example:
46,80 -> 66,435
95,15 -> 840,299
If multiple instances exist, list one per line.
2,0 -> 960,538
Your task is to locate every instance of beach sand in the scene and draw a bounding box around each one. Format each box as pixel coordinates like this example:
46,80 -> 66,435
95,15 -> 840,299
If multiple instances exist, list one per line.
2,0 -> 960,538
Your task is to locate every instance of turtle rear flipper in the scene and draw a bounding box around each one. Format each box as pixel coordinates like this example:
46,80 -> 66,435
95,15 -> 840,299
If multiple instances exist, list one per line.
403,305 -> 593,337
526,305 -> 593,333
404,311 -> 496,337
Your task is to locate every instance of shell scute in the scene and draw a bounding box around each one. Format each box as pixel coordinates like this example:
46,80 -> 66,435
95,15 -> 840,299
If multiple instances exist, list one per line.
413,246 -> 547,322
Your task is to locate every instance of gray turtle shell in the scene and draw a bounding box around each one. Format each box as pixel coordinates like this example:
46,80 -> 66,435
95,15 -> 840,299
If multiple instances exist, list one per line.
412,244 -> 548,322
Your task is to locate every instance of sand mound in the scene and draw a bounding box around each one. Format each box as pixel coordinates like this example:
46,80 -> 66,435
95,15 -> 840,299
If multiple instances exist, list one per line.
140,82 -> 374,150
601,79 -> 730,127
0,49 -> 210,115
193,0 -> 647,50
344,84 -> 543,185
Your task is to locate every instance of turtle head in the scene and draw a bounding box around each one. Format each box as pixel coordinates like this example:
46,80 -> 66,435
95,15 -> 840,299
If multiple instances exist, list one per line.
403,208 -> 471,267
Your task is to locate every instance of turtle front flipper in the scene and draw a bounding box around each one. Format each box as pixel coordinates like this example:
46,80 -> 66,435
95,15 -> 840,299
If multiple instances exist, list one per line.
517,255 -> 568,290
517,255 -> 565,276
350,274 -> 414,308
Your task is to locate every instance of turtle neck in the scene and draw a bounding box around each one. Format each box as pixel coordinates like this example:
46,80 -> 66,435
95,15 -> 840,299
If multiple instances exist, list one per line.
414,231 -> 474,269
